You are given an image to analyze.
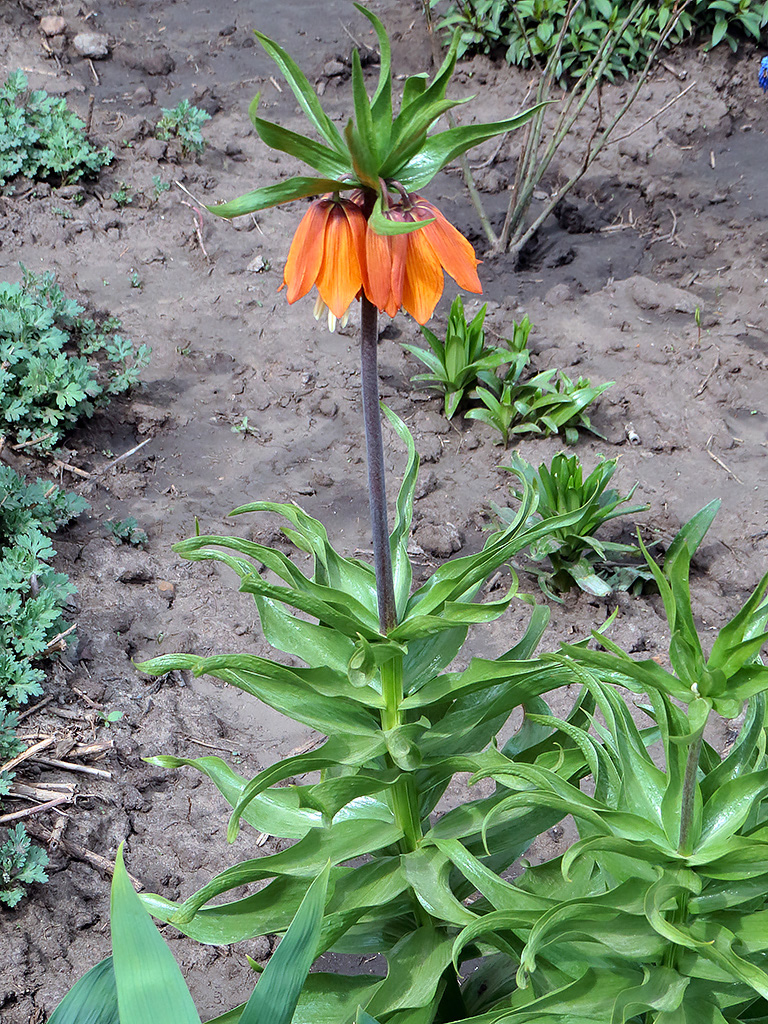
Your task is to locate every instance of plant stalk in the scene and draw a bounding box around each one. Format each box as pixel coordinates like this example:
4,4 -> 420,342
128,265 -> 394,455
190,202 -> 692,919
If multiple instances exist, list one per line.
360,294 -> 398,634
678,728 -> 703,856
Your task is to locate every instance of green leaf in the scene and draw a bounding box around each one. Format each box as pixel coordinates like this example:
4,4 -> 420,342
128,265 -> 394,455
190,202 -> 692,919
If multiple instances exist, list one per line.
48,958 -> 118,1024
351,49 -> 378,164
354,5 -> 392,136
393,105 -> 546,189
253,30 -> 346,152
401,846 -> 478,926
238,863 -> 329,1024
384,405 -> 419,618
368,193 -> 433,236
365,927 -> 455,1017
144,755 -> 321,839
111,844 -> 202,1024
206,177 -> 352,218
250,117 -> 351,178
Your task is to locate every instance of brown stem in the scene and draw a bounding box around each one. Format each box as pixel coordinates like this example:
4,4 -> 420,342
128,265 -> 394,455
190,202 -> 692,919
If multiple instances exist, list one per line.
360,295 -> 397,633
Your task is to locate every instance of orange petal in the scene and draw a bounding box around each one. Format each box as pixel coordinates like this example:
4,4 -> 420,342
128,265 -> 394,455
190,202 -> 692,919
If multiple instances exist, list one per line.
401,227 -> 444,325
386,233 -> 407,318
282,200 -> 332,304
316,203 -> 364,318
363,226 -> 393,311
418,200 -> 482,293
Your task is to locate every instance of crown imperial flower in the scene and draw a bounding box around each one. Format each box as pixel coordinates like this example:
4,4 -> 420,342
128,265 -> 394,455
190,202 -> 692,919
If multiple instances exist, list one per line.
208,5 -> 540,327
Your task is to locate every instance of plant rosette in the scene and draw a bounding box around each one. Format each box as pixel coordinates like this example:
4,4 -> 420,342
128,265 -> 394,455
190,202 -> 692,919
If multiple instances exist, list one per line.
206,5 -> 541,327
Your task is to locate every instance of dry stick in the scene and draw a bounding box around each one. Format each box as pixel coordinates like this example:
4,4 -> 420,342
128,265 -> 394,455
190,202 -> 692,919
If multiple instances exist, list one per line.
92,436 -> 152,475
24,819 -> 144,890
11,432 -> 55,450
32,756 -> 112,778
181,200 -> 210,261
706,436 -> 743,485
420,1 -> 497,246
609,80 -> 695,146
52,458 -> 90,478
0,736 -> 56,775
505,0 -> 693,255
16,694 -> 55,723
0,796 -> 71,824
42,623 -> 77,656
695,351 -> 721,397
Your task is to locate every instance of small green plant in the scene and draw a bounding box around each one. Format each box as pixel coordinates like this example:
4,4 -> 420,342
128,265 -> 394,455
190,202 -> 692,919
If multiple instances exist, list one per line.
0,824 -> 48,908
497,451 -> 652,598
106,516 -> 147,548
0,70 -> 113,187
231,415 -> 258,437
152,174 -> 171,200
401,296 -> 530,418
155,99 -> 211,156
467,368 -> 612,445
129,270 -> 142,289
98,708 -> 124,726
52,205 -> 73,220
110,181 -> 132,206
0,267 -> 151,451
50,847 -> 329,1023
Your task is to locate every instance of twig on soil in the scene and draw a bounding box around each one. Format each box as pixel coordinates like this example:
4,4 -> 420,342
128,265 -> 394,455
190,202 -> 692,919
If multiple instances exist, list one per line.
52,457 -> 91,478
181,201 -> 210,261
42,623 -> 77,656
32,756 -> 112,779
12,432 -> 55,450
92,436 -> 152,475
10,781 -> 76,804
0,736 -> 56,775
16,694 -> 55,723
0,795 -> 71,824
181,734 -> 243,755
269,75 -> 283,93
24,819 -> 144,890
87,58 -> 99,85
695,350 -> 720,396
706,436 -> 743,485
85,93 -> 95,135
609,81 -> 695,146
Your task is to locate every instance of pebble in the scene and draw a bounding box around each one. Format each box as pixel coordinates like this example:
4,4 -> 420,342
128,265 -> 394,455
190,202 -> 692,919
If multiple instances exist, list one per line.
132,84 -> 154,106
72,31 -> 110,58
413,522 -> 463,558
415,470 -> 438,500
629,275 -> 697,315
40,15 -> 67,36
157,581 -> 176,605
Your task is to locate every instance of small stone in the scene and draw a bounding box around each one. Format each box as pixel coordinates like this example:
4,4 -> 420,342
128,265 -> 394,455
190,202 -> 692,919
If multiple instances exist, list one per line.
311,470 -> 334,488
157,580 -> 176,605
415,470 -> 438,500
629,276 -> 697,315
72,31 -> 110,58
40,15 -> 67,36
132,84 -> 154,106
415,410 -> 451,435
323,59 -> 347,77
247,255 -> 266,273
544,282 -> 572,306
317,397 -> 338,418
413,522 -> 463,558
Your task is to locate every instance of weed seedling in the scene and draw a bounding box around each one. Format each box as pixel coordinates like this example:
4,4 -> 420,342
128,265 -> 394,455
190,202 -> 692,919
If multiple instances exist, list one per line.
110,182 -> 132,206
106,516 -> 148,548
155,100 -> 211,156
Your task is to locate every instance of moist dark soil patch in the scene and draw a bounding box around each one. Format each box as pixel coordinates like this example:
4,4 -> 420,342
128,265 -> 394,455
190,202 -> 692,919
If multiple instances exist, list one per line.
1,2 -> 767,1019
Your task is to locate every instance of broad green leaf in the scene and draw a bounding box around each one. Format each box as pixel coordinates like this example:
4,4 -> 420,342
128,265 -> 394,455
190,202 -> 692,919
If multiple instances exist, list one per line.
401,846 -> 478,927
695,769 -> 768,857
48,958 -> 118,1024
610,968 -> 689,1024
393,106 -> 546,189
111,844 -> 202,1024
253,30 -> 346,152
169,817 -> 403,924
293,974 -> 383,1024
365,927 -> 455,1017
145,755 -> 321,839
206,177 -> 351,218
354,5 -> 392,131
250,117 -> 351,178
351,48 -> 378,163
238,863 -> 329,1024
368,193 -> 433,236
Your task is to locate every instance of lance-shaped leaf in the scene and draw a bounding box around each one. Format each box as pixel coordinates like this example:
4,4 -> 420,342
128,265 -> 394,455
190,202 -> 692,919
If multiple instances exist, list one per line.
250,116 -> 352,178
401,846 -> 478,927
253,29 -> 346,153
48,958 -> 118,1024
383,404 -> 418,618
393,106 -> 547,190
364,926 -> 455,1017
238,863 -> 329,1024
354,4 -> 392,137
146,754 -> 322,840
207,176 -> 352,218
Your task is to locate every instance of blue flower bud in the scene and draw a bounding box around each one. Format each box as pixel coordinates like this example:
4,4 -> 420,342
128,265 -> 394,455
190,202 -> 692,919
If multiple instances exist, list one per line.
760,56 -> 768,92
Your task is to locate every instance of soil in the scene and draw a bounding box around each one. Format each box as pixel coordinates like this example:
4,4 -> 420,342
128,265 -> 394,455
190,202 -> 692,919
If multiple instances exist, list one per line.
1,1 -> 767,1020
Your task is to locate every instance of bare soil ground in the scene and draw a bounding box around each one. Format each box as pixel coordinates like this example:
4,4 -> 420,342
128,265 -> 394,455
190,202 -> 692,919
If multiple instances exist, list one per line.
1,1 -> 767,1020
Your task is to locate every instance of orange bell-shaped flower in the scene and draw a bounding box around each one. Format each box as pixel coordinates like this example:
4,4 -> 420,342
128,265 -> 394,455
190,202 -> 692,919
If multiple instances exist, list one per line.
362,195 -> 482,325
282,194 -> 367,322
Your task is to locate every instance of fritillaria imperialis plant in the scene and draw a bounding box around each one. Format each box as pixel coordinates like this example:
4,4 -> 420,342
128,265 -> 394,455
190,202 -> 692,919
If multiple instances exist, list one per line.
52,10 -> 768,1024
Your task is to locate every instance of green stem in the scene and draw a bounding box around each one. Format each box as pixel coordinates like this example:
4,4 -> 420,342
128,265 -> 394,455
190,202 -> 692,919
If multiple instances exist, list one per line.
359,295 -> 428,926
678,729 -> 703,856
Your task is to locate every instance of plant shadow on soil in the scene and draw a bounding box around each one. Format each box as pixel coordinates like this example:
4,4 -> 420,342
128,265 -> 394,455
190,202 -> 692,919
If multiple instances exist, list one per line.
1,0 -> 767,1019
